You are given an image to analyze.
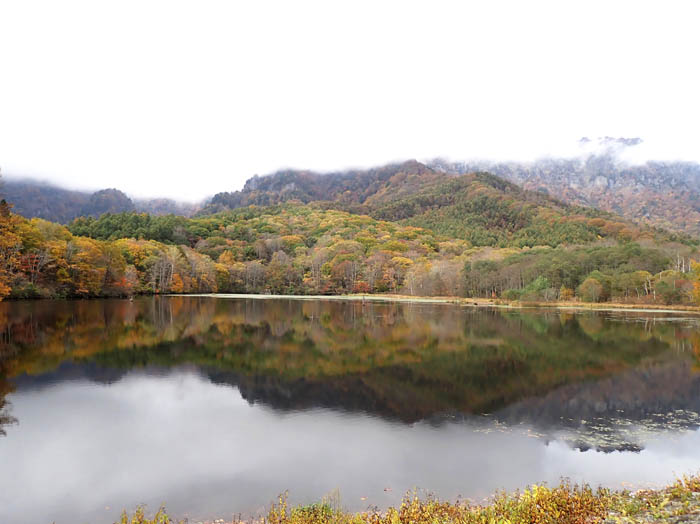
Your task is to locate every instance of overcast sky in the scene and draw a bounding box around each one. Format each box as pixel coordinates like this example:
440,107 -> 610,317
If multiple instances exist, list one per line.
1,1 -> 699,201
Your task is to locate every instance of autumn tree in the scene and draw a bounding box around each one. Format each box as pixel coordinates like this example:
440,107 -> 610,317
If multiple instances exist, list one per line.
0,200 -> 22,299
577,277 -> 604,303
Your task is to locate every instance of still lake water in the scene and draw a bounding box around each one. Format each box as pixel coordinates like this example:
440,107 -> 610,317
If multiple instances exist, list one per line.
2,297 -> 700,523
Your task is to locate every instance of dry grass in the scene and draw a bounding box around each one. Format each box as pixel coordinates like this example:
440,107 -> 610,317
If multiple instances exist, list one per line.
113,475 -> 700,524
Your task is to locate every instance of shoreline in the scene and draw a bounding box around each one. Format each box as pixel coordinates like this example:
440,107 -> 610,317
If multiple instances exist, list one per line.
178,293 -> 700,315
7,291 -> 700,315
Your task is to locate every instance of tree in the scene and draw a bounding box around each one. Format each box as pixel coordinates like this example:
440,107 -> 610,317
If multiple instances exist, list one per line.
691,262 -> 700,306
559,285 -> 574,301
577,277 -> 604,303
266,251 -> 297,292
389,256 -> 413,291
0,201 -> 23,299
655,270 -> 686,304
245,261 -> 265,291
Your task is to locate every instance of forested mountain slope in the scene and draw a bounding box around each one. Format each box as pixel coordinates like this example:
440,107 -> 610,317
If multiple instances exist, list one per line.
0,179 -> 93,223
363,172 -> 676,248
71,172 -> 689,250
198,160 -> 448,215
431,153 -> 700,235
8,151 -> 700,238
199,159 -> 695,248
2,161 -> 700,305
1,193 -> 699,304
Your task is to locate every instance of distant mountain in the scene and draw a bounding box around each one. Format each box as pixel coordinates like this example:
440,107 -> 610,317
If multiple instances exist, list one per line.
199,138 -> 700,238
133,198 -> 199,217
195,160 -> 685,247
79,188 -> 135,217
0,178 -> 198,223
0,179 -> 91,224
197,160 -> 445,215
430,145 -> 700,235
6,142 -> 700,238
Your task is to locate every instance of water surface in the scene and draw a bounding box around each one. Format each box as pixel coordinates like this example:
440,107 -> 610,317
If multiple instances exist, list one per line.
1,297 -> 700,523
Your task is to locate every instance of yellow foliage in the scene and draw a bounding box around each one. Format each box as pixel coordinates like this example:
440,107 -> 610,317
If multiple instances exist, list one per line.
390,256 -> 413,269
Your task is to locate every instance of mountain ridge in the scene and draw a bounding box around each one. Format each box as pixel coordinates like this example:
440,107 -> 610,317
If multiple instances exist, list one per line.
0,177 -> 199,223
198,159 -> 446,215
429,154 -> 700,235
4,151 -> 700,238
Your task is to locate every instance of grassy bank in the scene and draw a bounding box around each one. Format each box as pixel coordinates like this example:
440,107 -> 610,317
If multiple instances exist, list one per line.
117,475 -> 700,524
8,290 -> 700,316
499,298 -> 700,315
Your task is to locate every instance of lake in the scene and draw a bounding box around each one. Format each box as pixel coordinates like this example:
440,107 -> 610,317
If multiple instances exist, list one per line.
2,296 -> 700,524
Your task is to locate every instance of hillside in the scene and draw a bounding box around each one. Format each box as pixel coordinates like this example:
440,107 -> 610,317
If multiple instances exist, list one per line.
431,151 -> 700,235
7,150 -> 700,239
71,170 -> 690,250
199,159 -> 694,248
0,179 -> 92,223
198,160 -> 447,215
1,192 -> 698,304
0,178 -> 198,222
362,172 -> 676,248
2,161 -> 700,305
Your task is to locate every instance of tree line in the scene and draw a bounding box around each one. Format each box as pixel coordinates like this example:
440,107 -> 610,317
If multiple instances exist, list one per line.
1,198 -> 700,305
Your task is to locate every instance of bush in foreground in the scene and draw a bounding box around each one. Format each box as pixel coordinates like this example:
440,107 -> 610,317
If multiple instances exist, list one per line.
113,474 -> 700,524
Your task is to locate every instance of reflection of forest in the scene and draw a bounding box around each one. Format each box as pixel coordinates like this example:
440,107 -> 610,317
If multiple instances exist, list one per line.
1,297 -> 700,441
0,397 -> 15,436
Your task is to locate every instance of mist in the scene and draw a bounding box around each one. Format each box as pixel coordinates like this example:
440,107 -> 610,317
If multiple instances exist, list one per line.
1,1 -> 699,201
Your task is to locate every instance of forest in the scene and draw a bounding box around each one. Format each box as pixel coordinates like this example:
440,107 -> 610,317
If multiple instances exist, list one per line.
1,189 -> 700,305
200,164 -> 695,248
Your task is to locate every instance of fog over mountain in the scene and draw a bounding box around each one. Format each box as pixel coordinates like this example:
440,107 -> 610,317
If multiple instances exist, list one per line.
3,138 -> 700,235
195,138 -> 700,235
431,138 -> 700,235
0,177 -> 199,223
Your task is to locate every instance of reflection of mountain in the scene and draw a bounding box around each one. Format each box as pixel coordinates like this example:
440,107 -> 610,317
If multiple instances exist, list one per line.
493,359 -> 700,452
2,296 -> 700,448
10,361 -> 130,389
210,371 -> 406,418
209,359 -> 700,453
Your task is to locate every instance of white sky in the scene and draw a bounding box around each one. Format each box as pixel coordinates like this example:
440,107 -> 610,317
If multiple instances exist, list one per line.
1,0 -> 699,201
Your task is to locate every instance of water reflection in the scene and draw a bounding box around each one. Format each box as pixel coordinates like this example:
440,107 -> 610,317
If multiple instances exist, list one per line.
1,297 -> 700,523
3,297 -> 699,429
0,397 -> 15,436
